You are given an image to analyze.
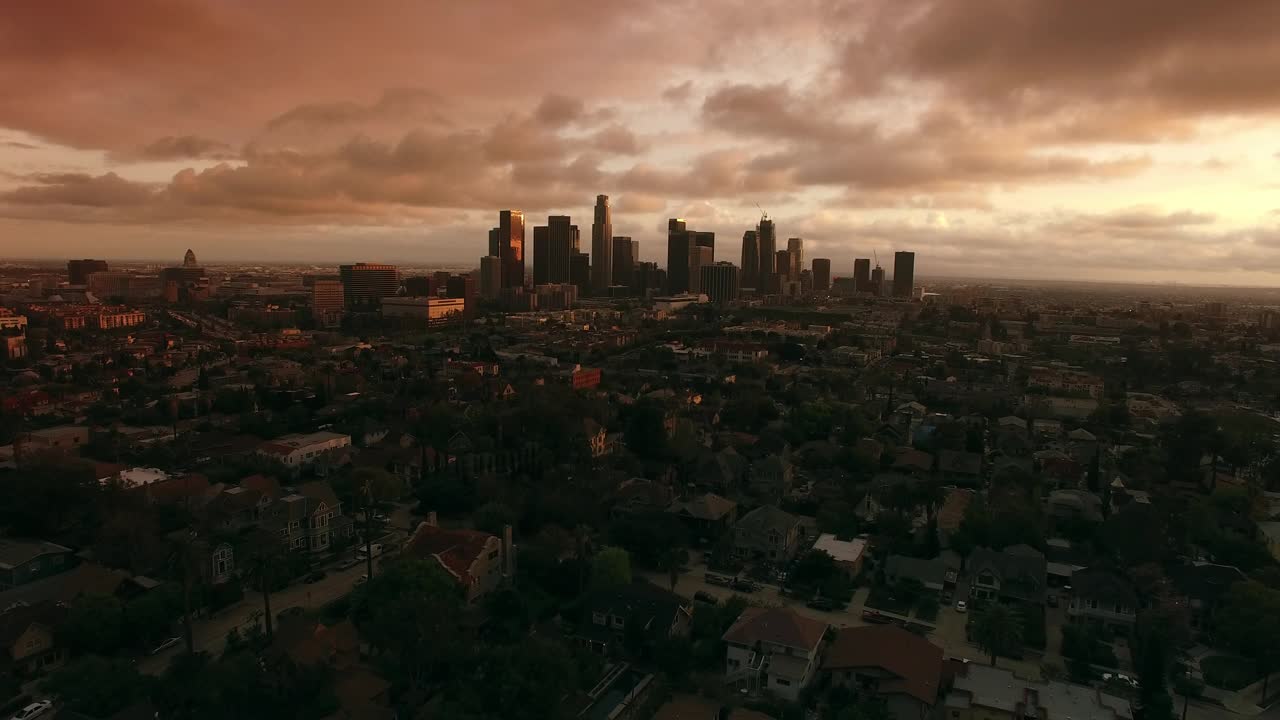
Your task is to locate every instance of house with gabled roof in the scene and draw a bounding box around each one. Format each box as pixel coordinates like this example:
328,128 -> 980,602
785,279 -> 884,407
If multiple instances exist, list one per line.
404,515 -> 513,603
732,505 -> 801,562
723,607 -> 827,701
823,625 -> 944,720
260,480 -> 352,554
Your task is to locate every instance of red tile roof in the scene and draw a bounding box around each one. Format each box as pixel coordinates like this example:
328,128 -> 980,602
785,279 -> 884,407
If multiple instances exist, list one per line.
404,522 -> 495,587
722,607 -> 826,652
822,625 -> 944,706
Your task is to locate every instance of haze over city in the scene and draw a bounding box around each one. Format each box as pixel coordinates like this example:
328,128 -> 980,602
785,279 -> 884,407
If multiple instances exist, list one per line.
2,0 -> 1279,284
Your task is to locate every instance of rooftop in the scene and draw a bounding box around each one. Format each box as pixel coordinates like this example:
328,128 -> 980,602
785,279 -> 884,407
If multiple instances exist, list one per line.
0,538 -> 73,570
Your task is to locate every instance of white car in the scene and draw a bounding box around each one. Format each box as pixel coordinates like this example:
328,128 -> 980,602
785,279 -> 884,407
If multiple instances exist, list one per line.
10,700 -> 53,720
955,600 -> 968,613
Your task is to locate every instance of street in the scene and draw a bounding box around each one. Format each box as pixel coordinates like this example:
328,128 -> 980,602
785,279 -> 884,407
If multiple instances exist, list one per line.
139,560 -> 370,674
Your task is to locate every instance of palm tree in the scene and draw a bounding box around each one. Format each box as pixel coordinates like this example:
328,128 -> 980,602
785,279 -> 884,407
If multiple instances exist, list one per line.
352,468 -> 400,581
973,603 -> 1023,667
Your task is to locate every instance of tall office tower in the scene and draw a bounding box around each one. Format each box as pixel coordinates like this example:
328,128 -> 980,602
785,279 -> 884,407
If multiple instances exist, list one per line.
870,264 -> 885,296
488,228 -> 500,257
666,218 -> 690,293
446,273 -> 477,316
311,279 -> 345,328
569,252 -> 591,295
854,258 -> 871,292
812,258 -> 831,291
774,250 -> 791,291
479,256 -> 502,299
496,210 -> 525,289
694,231 -> 715,260
547,215 -> 574,283
892,251 -> 915,298
529,225 -> 550,284
432,271 -> 451,291
339,263 -> 400,311
183,249 -> 199,267
700,262 -> 740,304
740,231 -> 759,289
67,259 -> 108,285
787,238 -> 804,280
634,262 -> 666,297
688,245 -> 714,294
757,217 -> 777,291
590,195 -> 612,291
611,236 -> 635,290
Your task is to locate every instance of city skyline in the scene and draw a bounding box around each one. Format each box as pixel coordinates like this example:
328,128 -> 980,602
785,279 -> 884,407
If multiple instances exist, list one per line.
1,2 -> 1279,285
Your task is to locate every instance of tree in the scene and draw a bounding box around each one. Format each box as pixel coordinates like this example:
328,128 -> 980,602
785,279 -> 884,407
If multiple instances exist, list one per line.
622,399 -> 669,458
353,467 -> 401,581
42,656 -> 150,717
973,604 -> 1024,667
351,557 -> 466,692
590,546 -> 632,589
1218,581 -> 1280,699
474,501 -> 518,535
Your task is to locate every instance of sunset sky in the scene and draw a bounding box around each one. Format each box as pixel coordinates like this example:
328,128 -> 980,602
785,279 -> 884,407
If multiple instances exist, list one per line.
1,0 -> 1278,283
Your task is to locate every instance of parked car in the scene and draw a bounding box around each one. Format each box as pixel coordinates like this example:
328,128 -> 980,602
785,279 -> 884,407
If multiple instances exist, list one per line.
10,700 -> 53,720
942,590 -> 953,603
304,570 -> 327,584
731,578 -> 759,593
807,597 -> 838,611
277,606 -> 305,620
705,573 -> 733,587
356,543 -> 384,560
955,600 -> 968,613
150,636 -> 183,655
862,609 -> 892,624
694,591 -> 719,605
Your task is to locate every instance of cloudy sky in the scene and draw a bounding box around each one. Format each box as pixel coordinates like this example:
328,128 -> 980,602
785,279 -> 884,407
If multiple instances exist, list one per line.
1,0 -> 1278,283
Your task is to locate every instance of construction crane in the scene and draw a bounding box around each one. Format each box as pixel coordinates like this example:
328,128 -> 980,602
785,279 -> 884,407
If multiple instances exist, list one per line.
754,202 -> 769,221
873,249 -> 879,267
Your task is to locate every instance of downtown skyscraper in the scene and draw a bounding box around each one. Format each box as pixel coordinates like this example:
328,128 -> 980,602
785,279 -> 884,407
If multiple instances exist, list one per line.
787,237 -> 803,280
612,236 -> 637,291
740,230 -> 759,290
757,217 -> 776,292
533,215 -> 574,285
893,251 -> 915,298
591,195 -> 612,291
495,210 -> 525,289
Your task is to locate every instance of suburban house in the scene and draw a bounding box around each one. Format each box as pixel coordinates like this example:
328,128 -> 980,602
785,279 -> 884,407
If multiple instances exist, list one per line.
822,625 -> 944,720
885,553 -> 961,595
270,616 -> 392,719
0,539 -> 75,590
967,545 -> 1048,606
723,607 -> 828,701
1067,568 -> 1139,636
574,581 -> 692,655
261,481 -> 353,554
1046,490 -> 1104,524
0,600 -> 67,678
255,431 -> 352,474
811,534 -> 868,578
404,516 -> 513,603
938,450 -> 983,486
750,455 -> 794,498
732,505 -> 802,562
667,493 -> 738,539
944,663 -> 1132,720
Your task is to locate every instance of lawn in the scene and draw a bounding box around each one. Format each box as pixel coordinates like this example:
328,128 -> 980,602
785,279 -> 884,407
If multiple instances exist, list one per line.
1201,655 -> 1259,691
865,585 -> 913,616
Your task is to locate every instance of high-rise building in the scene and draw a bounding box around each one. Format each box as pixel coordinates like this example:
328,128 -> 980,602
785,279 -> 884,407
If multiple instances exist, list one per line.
611,235 -> 635,290
339,263 -> 400,311
773,250 -> 791,285
532,225 -> 551,285
870,264 -> 885,296
403,276 -> 433,296
740,231 -> 759,289
634,262 -> 666,297
569,252 -> 591,295
812,258 -> 831,291
311,279 -> 345,328
488,228 -> 500,258
549,216 -> 574,283
694,231 -> 715,260
496,210 -> 525,289
666,218 -> 690,293
590,195 -> 612,291
446,273 -> 476,316
700,262 -> 740,304
479,256 -> 502,299
183,249 -> 199,268
787,238 -> 803,280
67,259 -> 108,285
893,251 -> 915,299
757,217 -> 776,291
688,245 -> 713,294
854,258 -> 871,293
